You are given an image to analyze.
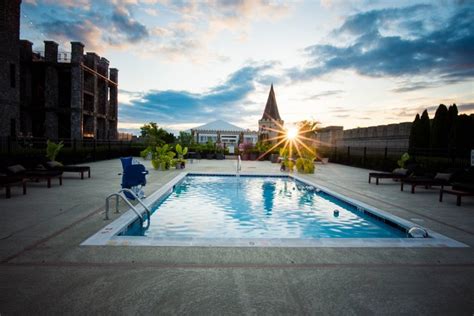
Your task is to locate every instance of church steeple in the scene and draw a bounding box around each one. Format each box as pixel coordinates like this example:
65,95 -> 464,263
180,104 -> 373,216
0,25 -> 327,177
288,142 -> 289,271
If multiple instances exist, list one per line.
261,84 -> 282,121
258,84 -> 284,144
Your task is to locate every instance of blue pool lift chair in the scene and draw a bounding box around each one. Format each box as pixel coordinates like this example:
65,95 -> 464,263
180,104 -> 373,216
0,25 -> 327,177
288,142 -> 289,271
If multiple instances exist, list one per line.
105,158 -> 151,229
120,156 -> 133,171
121,164 -> 148,200
119,157 -> 149,199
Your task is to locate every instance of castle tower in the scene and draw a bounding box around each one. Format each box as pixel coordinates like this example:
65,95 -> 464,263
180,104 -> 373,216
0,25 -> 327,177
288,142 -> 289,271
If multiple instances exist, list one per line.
0,0 -> 21,137
258,84 -> 284,143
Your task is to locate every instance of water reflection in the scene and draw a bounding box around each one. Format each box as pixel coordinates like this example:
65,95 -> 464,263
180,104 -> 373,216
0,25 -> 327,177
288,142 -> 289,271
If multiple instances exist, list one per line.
262,181 -> 275,216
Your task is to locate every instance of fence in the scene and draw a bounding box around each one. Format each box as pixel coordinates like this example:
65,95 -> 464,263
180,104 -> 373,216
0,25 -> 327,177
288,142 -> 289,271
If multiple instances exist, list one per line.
318,146 -> 471,172
0,137 -> 146,165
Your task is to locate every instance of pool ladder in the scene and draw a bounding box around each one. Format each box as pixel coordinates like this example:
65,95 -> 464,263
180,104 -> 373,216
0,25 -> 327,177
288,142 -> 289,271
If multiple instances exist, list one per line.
237,155 -> 242,176
105,188 -> 151,229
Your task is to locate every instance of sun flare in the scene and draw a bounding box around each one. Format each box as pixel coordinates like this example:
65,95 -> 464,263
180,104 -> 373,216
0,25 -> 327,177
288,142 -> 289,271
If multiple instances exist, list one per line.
286,127 -> 298,140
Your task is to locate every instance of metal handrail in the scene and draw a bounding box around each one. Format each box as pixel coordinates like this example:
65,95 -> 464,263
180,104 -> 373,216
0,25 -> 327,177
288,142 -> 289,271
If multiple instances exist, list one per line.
105,188 -> 151,229
237,155 -> 241,176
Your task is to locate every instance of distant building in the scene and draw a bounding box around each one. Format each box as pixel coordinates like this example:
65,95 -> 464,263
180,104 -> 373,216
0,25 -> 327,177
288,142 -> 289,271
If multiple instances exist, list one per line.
258,84 -> 284,143
0,1 -> 118,140
315,126 -> 343,147
190,120 -> 258,150
19,41 -> 118,140
0,0 -> 21,137
338,122 -> 412,148
316,122 -> 412,149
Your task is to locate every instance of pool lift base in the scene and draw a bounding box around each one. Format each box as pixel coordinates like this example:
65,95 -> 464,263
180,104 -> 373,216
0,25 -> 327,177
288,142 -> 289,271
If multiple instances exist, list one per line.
105,188 -> 151,229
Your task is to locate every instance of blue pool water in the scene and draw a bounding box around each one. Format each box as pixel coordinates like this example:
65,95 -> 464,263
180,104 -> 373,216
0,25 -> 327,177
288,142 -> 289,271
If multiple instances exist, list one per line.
122,175 -> 408,239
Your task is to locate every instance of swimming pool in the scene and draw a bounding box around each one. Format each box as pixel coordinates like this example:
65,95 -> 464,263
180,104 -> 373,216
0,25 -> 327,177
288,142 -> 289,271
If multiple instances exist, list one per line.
83,173 -> 466,247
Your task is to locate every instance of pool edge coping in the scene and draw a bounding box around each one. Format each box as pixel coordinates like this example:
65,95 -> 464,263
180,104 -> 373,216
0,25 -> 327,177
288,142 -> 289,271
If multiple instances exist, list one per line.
81,172 -> 468,248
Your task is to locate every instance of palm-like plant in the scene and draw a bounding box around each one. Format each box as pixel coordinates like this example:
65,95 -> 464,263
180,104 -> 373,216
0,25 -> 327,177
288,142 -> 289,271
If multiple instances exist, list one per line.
175,144 -> 188,168
46,140 -> 64,162
151,144 -> 176,170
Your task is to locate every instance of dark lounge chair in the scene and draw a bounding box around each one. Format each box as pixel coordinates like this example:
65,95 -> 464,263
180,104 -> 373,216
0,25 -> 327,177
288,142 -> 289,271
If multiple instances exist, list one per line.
6,164 -> 63,188
368,168 -> 411,185
439,168 -> 474,206
0,174 -> 27,198
439,186 -> 474,206
400,172 -> 453,194
44,161 -> 91,179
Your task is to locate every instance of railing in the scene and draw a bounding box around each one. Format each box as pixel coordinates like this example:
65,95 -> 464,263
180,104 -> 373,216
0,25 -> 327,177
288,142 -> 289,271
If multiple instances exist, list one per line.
318,145 -> 471,171
105,188 -> 151,229
0,136 -> 146,165
236,155 -> 241,176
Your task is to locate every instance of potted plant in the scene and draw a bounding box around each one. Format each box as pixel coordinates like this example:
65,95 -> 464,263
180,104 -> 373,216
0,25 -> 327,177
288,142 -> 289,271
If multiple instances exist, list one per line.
215,143 -> 225,160
151,144 -> 176,170
255,141 -> 271,160
249,147 -> 259,161
279,148 -> 289,171
46,139 -> 64,163
204,141 -> 215,159
140,146 -> 153,160
397,152 -> 410,169
270,149 -> 280,163
175,144 -> 188,169
295,148 -> 316,174
241,142 -> 253,160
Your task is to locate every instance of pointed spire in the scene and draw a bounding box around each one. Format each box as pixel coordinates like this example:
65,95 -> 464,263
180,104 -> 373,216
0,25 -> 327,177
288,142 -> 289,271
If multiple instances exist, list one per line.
261,84 -> 282,121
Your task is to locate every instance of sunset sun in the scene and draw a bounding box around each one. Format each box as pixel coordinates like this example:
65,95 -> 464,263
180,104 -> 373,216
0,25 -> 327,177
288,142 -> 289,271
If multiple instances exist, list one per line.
286,127 -> 299,140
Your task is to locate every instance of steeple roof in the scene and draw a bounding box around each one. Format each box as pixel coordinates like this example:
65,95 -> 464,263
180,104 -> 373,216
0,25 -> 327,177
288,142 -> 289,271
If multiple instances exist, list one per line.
261,84 -> 281,121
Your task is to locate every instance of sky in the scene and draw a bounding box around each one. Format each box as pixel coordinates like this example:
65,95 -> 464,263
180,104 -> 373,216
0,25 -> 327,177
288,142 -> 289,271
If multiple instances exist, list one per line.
20,0 -> 474,134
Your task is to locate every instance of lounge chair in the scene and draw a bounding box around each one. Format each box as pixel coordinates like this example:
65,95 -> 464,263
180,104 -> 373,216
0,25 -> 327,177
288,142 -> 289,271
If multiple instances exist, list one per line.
0,174 -> 27,198
368,168 -> 411,185
400,172 -> 453,194
439,184 -> 474,206
44,161 -> 91,179
439,168 -> 474,205
5,164 -> 63,188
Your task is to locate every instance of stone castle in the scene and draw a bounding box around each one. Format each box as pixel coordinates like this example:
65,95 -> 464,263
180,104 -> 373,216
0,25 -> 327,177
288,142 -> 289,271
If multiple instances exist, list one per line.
0,0 -> 118,140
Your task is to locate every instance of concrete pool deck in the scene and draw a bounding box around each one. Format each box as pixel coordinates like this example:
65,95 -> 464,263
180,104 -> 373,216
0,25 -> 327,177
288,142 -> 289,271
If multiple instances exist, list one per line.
0,158 -> 473,314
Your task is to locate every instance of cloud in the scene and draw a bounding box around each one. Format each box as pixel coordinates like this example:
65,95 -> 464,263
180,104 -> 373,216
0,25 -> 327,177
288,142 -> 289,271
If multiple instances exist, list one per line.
289,3 -> 474,86
119,62 -> 276,126
24,0 -> 289,62
456,103 -> 474,113
38,19 -> 103,51
111,8 -> 149,43
29,0 -> 150,52
306,90 -> 344,100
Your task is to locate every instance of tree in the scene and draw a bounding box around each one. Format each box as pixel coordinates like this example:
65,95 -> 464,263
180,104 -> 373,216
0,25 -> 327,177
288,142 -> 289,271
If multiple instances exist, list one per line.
409,114 -> 420,150
430,104 -> 449,149
177,131 -> 194,146
418,110 -> 430,148
140,122 -> 175,146
454,114 -> 474,154
297,119 -> 320,146
447,104 -> 458,149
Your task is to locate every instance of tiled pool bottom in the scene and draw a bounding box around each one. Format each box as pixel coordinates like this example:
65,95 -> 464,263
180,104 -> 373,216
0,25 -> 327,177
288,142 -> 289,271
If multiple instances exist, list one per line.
82,173 -> 467,248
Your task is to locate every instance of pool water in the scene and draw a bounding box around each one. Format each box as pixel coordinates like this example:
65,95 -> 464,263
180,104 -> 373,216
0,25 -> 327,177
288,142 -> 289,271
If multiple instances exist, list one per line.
122,175 -> 407,239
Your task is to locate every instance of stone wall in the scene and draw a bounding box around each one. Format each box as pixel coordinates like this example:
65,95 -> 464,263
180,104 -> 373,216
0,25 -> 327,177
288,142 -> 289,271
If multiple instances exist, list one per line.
315,126 -> 343,147
0,0 -> 21,137
19,40 -> 118,140
337,122 -> 412,148
316,122 -> 412,149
